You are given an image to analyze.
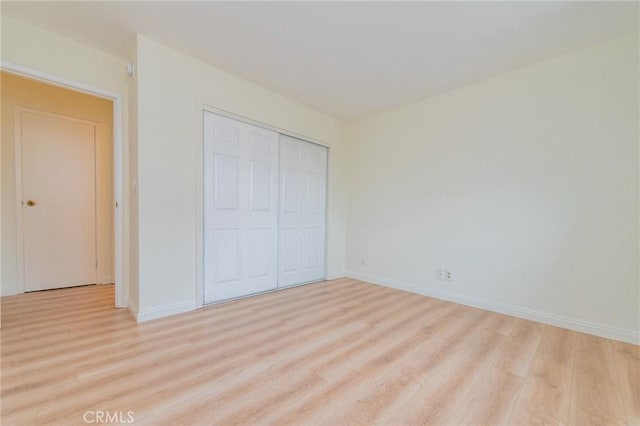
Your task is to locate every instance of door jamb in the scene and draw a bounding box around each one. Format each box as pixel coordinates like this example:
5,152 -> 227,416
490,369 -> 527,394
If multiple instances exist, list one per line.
2,61 -> 127,308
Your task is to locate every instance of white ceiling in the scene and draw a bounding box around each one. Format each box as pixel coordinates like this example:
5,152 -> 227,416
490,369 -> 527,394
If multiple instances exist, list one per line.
2,1 -> 638,120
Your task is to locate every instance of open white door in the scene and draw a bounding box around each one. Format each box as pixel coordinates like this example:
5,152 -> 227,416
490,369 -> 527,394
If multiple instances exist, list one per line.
203,112 -> 279,302
19,110 -> 97,291
278,135 -> 327,287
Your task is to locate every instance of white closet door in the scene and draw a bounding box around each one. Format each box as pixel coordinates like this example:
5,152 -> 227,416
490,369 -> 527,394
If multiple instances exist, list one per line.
278,135 -> 327,287
204,112 -> 279,303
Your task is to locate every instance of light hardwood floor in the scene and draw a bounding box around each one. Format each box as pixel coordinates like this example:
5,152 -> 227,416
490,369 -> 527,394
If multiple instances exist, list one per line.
1,279 -> 638,425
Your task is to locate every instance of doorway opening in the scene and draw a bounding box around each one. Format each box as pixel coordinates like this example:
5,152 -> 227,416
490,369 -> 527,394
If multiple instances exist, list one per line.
1,67 -> 125,308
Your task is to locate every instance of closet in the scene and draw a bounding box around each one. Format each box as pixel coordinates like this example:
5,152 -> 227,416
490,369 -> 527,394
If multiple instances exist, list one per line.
203,111 -> 327,303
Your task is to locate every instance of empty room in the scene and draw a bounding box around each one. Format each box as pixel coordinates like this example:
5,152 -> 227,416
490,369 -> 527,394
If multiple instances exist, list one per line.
1,1 -> 638,425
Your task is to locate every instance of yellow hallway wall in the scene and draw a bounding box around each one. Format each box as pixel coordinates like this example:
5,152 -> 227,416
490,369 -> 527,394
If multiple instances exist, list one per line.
1,71 -> 115,294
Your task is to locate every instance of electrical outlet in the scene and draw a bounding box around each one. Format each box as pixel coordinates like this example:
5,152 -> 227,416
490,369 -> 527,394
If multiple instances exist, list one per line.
360,258 -> 366,266
435,268 -> 452,281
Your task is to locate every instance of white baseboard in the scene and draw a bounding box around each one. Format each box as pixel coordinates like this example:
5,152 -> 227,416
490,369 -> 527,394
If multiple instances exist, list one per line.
326,272 -> 346,281
136,299 -> 197,322
346,271 -> 639,345
99,275 -> 114,284
127,297 -> 138,320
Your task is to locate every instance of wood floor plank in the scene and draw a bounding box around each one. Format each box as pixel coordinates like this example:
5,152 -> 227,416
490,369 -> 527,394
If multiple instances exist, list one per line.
383,322 -> 505,425
450,366 -> 524,426
484,311 -> 516,336
610,340 -> 640,425
15,291 -> 395,424
320,310 -> 497,424
570,333 -> 628,426
509,326 -> 576,426
1,279 -> 636,426
490,317 -> 544,377
2,280 -> 371,378
31,285 -> 408,424
144,295 -> 447,425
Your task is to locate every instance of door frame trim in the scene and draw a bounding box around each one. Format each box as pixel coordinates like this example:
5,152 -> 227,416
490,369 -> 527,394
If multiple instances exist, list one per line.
201,104 -> 332,149
14,107 -> 100,291
2,61 -> 127,308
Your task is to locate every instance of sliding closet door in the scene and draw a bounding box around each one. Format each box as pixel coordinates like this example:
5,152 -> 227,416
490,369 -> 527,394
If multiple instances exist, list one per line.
278,135 -> 328,287
204,112 -> 279,303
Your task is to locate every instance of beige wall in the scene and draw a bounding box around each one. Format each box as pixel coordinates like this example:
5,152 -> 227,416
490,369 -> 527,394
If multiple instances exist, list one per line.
1,71 -> 114,294
346,34 -> 639,343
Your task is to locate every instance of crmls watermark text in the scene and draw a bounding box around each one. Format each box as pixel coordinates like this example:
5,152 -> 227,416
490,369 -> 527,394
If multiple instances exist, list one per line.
83,410 -> 135,424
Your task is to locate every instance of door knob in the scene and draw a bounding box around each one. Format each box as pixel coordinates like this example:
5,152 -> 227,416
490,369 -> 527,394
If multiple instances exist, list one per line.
26,200 -> 36,207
